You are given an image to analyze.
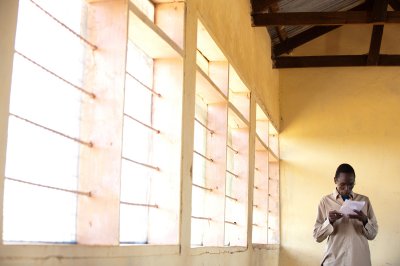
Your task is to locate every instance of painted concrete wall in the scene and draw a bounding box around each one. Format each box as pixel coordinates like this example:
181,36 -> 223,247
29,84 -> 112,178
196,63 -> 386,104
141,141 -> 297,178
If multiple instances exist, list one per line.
0,0 -> 280,265
292,24 -> 400,56
192,0 -> 280,126
280,26 -> 400,265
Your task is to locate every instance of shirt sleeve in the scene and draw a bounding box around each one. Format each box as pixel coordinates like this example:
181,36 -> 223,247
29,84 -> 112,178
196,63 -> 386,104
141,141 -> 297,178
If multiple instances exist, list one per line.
313,198 -> 334,243
362,198 -> 378,240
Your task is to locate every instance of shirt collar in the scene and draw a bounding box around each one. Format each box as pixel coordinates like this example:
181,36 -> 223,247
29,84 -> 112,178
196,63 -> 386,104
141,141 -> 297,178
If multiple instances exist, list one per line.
333,188 -> 354,199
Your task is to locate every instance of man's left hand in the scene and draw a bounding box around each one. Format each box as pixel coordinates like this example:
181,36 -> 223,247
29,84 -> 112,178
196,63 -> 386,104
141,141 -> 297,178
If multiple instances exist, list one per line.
349,210 -> 368,226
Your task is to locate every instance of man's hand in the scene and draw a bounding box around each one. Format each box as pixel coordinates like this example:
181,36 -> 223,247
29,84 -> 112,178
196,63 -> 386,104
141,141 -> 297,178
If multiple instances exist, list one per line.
328,210 -> 343,224
349,210 -> 368,226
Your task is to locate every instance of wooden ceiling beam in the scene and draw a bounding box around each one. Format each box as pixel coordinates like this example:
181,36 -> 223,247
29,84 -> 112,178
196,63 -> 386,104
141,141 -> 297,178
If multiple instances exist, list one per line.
371,0 -> 389,21
250,0 -> 280,13
367,25 -> 384,65
273,54 -> 400,68
273,26 -> 339,56
268,2 -> 288,43
367,0 -> 388,65
274,55 -> 367,68
389,0 -> 400,10
252,11 -> 400,26
272,2 -> 372,56
379,54 -> 400,65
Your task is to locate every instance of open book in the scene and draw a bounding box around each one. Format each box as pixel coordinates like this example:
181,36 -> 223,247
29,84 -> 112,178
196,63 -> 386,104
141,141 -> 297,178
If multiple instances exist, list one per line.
339,200 -> 365,216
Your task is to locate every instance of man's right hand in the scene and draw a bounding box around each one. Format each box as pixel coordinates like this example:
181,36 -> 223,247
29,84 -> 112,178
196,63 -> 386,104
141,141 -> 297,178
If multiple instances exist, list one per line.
328,210 -> 343,224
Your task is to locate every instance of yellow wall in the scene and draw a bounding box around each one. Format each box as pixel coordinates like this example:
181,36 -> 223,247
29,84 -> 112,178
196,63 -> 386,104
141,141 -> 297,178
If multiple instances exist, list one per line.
192,0 -> 280,125
280,25 -> 400,265
0,0 -> 280,265
292,24 -> 400,56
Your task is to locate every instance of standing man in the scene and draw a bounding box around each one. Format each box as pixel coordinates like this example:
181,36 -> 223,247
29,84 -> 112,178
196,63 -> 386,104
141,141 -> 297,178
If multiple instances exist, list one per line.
313,163 -> 378,266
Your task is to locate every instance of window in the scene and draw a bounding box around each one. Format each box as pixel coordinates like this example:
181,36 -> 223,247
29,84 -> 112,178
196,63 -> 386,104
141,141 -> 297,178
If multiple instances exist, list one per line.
119,0 -> 184,245
224,66 -> 250,247
191,21 -> 228,247
191,21 -> 250,247
3,0 -> 91,243
3,0 -> 186,246
2,0 -> 280,249
252,104 -> 280,245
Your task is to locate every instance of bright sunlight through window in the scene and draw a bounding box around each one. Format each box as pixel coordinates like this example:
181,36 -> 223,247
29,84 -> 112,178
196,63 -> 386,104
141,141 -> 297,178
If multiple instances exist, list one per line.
3,0 -> 88,243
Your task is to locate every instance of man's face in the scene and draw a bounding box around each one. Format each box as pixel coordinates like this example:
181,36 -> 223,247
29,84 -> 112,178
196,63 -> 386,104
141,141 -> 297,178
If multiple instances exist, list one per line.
335,173 -> 355,196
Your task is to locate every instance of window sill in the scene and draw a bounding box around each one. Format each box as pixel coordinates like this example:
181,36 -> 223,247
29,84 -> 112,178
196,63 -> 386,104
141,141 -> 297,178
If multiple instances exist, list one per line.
190,246 -> 247,255
252,244 -> 280,250
0,244 -> 180,259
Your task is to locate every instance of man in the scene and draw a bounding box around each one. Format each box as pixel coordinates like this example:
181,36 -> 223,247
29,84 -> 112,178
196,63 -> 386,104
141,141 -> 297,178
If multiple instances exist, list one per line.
313,163 -> 378,266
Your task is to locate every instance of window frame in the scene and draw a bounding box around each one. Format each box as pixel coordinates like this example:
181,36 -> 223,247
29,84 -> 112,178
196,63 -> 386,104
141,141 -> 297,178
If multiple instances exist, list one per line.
0,0 -> 280,255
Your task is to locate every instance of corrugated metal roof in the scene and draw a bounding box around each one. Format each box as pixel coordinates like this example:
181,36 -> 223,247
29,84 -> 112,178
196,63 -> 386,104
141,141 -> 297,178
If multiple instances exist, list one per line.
267,0 -> 367,45
277,0 -> 365,12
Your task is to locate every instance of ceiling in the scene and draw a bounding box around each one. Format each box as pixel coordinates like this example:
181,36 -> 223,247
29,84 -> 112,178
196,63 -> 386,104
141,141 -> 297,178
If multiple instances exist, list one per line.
250,0 -> 400,68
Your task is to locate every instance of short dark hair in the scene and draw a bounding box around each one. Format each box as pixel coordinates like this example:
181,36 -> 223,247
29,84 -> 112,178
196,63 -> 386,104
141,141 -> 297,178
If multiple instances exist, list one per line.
335,163 -> 355,179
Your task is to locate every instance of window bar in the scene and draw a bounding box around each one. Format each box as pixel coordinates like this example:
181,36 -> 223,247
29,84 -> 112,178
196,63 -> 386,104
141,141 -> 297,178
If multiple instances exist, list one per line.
6,177 -> 91,197
227,145 -> 239,154
122,156 -> 160,171
29,0 -> 97,50
10,113 -> 93,147
124,113 -> 160,134
15,51 -> 96,99
126,72 -> 161,97
225,220 -> 237,225
226,169 -> 239,178
225,195 -> 238,202
192,183 -> 213,192
120,201 -> 158,208
193,150 -> 213,162
191,215 -> 212,221
196,49 -> 209,63
194,118 -> 214,134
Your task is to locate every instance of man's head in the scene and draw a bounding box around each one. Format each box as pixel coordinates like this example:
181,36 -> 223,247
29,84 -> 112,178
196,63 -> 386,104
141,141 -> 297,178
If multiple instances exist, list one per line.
334,163 -> 355,197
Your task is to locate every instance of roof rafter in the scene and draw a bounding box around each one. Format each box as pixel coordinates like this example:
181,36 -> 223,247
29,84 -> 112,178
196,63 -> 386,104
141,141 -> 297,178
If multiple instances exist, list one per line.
371,0 -> 389,21
268,2 -> 288,44
367,0 -> 388,65
252,11 -> 400,26
367,25 -> 385,65
389,0 -> 400,10
272,2 -> 372,56
273,26 -> 339,57
274,55 -> 400,68
250,0 -> 280,13
249,0 -> 400,68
